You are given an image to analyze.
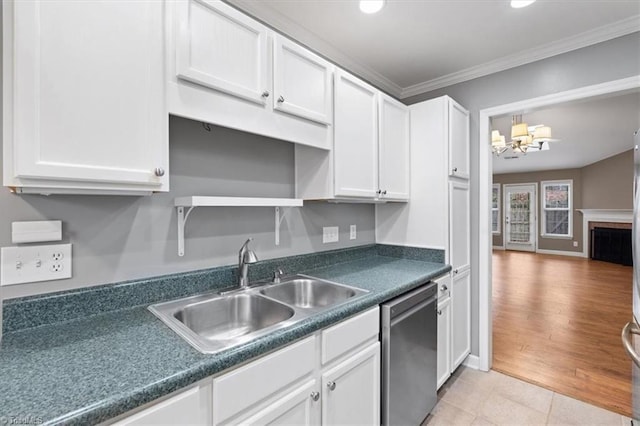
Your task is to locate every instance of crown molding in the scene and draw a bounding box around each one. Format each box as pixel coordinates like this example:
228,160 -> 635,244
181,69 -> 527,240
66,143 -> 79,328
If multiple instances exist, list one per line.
225,1 -> 639,101
225,0 -> 404,98
400,15 -> 640,98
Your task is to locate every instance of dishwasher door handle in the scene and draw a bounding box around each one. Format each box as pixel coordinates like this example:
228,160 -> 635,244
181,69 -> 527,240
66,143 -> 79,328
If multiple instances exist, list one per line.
622,321 -> 640,367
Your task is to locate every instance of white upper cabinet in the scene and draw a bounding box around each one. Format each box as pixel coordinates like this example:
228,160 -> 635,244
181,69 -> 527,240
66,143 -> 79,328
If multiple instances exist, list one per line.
448,101 -> 470,179
273,35 -> 333,125
3,0 -> 168,194
168,0 -> 332,150
334,70 -> 379,199
175,0 -> 269,105
378,93 -> 410,201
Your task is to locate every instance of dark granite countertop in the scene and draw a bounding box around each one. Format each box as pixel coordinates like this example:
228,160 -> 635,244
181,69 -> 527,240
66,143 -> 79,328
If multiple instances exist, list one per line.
0,248 -> 449,425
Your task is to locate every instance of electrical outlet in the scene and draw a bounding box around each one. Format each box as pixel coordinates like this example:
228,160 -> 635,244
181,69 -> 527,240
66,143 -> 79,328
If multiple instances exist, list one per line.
323,226 -> 339,243
573,241 -> 578,247
350,225 -> 357,240
1,243 -> 72,286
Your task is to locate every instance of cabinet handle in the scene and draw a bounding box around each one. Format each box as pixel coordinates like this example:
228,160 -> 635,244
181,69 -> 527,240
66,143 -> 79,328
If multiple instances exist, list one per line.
376,189 -> 382,195
441,284 -> 448,291
154,167 -> 165,177
310,391 -> 320,402
261,91 -> 270,98
327,381 -> 336,391
382,190 -> 387,195
454,269 -> 459,274
452,167 -> 458,173
278,95 -> 285,103
437,309 -> 442,315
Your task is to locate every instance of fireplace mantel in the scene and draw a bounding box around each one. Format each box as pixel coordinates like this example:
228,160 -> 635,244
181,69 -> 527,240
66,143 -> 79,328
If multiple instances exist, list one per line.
578,209 -> 633,257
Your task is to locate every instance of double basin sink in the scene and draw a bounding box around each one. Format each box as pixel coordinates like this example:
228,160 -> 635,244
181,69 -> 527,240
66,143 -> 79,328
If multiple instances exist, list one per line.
149,275 -> 368,354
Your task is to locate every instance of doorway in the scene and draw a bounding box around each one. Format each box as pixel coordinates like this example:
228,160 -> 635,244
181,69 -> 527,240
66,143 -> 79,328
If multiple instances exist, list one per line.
477,76 -> 640,372
503,183 -> 537,252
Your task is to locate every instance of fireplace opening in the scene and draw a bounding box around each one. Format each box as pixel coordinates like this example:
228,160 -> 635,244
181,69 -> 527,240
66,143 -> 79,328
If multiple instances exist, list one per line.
590,227 -> 633,266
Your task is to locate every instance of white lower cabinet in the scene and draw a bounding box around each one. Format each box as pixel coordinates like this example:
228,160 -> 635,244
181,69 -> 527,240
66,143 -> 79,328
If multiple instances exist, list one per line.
321,343 -> 380,426
112,308 -> 380,425
436,296 -> 451,390
112,382 -> 212,426
451,268 -> 471,370
241,380 -> 319,426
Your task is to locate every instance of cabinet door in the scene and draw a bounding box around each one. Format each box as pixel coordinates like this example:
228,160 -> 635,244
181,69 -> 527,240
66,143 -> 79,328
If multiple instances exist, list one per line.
437,297 -> 452,390
273,36 -> 333,125
378,93 -> 410,201
113,383 -> 211,425
451,269 -> 471,371
7,0 -> 167,189
321,342 -> 380,426
176,0 -> 269,105
449,181 -> 471,272
334,70 -> 378,198
240,380 -> 319,426
448,100 -> 470,179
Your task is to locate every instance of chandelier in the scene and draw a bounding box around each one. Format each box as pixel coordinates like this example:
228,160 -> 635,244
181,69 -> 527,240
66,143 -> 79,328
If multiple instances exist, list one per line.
492,115 -> 553,155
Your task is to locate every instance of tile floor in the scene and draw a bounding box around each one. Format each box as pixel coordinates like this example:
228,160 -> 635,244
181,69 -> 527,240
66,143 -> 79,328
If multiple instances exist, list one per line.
422,366 -> 632,426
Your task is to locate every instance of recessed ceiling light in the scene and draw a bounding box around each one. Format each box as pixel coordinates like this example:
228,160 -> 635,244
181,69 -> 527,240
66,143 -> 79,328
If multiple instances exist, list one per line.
360,0 -> 385,14
511,0 -> 536,8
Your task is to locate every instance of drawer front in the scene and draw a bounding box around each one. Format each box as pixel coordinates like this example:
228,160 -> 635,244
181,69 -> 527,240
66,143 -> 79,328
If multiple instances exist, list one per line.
436,274 -> 451,300
213,336 -> 316,424
321,307 -> 379,365
113,383 -> 211,425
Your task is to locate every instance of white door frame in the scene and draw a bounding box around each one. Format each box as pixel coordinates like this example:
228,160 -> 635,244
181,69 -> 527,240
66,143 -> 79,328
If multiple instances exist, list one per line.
503,183 -> 537,252
477,75 -> 640,372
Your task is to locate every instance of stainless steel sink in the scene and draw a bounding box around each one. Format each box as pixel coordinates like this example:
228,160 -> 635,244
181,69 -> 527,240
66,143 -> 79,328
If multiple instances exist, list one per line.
149,292 -> 299,354
174,294 -> 294,341
149,274 -> 368,354
260,275 -> 368,309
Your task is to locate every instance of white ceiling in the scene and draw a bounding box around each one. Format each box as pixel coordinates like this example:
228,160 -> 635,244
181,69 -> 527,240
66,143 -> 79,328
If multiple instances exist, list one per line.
491,91 -> 640,174
229,0 -> 640,98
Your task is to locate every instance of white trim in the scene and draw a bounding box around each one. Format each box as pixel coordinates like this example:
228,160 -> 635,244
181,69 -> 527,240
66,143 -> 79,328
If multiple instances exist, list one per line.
462,354 -> 480,370
492,246 -> 505,250
535,248 -> 586,258
478,75 -> 640,374
578,209 -> 634,257
540,179 -> 573,239
400,16 -> 640,97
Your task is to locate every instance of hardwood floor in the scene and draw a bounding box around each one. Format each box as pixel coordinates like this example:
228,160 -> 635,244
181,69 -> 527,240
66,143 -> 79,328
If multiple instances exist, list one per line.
492,250 -> 633,417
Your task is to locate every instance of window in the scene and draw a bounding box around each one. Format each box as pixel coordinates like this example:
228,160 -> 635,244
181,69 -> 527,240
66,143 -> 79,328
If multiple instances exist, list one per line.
492,184 -> 500,234
541,180 -> 572,238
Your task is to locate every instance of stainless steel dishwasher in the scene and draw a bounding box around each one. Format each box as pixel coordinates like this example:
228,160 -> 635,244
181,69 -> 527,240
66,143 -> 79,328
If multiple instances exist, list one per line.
381,282 -> 438,426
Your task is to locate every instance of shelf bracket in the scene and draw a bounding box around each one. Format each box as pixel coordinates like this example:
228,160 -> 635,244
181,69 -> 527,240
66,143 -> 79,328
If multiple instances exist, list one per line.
177,206 -> 196,257
275,206 -> 292,246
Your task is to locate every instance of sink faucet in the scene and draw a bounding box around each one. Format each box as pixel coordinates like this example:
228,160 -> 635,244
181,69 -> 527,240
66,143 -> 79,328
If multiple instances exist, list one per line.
238,238 -> 259,288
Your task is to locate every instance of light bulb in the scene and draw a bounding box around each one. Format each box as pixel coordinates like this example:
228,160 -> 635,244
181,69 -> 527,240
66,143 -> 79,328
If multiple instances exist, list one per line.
511,0 -> 536,8
360,0 -> 385,14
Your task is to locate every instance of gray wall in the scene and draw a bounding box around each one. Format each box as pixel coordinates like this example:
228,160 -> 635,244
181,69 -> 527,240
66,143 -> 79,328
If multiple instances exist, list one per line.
582,149 -> 634,209
0,117 -> 375,299
405,32 -> 640,357
492,169 -> 583,252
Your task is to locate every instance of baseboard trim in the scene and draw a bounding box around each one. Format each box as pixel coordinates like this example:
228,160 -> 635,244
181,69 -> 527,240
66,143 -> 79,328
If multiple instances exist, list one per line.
535,248 -> 586,258
492,246 -> 505,250
463,354 -> 480,370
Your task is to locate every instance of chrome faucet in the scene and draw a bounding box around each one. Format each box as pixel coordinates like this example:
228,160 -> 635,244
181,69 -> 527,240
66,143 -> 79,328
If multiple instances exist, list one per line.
238,238 -> 258,288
